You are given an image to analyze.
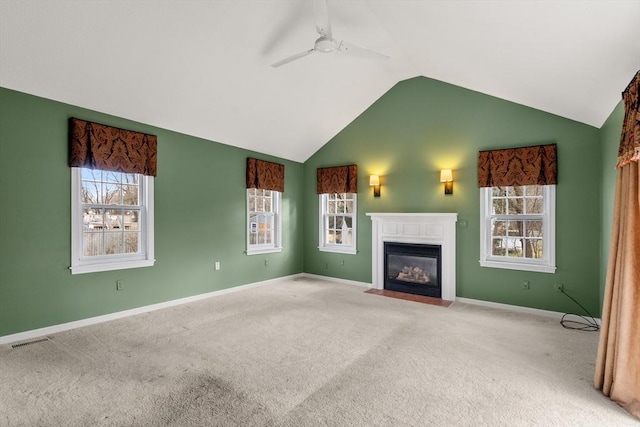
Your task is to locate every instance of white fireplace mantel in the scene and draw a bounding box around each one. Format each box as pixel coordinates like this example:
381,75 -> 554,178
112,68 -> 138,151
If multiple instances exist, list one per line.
366,213 -> 458,301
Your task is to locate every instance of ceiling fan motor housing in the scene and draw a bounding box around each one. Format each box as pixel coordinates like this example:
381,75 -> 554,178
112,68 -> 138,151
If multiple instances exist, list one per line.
315,36 -> 337,53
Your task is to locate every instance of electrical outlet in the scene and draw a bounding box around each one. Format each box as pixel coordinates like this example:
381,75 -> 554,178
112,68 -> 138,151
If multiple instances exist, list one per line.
522,280 -> 530,290
116,280 -> 123,291
214,262 -> 220,271
554,283 -> 563,293
340,259 -> 345,266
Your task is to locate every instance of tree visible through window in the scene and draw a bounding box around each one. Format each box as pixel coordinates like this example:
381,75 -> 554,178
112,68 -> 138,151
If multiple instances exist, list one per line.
246,188 -> 281,254
319,192 -> 357,254
490,186 -> 544,259
480,185 -> 555,273
81,169 -> 142,256
71,167 -> 154,274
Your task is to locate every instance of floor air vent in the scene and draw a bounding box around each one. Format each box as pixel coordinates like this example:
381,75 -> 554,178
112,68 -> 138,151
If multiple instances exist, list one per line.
11,337 -> 51,349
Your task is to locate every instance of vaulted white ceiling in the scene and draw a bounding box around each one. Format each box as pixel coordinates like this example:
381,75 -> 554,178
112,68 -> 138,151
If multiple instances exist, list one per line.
1,1 -> 638,162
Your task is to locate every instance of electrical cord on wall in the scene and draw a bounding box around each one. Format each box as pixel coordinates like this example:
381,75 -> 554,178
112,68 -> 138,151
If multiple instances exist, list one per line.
559,288 -> 600,332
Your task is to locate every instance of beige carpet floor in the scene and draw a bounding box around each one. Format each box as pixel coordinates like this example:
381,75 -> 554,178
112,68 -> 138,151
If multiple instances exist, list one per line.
0,277 -> 635,426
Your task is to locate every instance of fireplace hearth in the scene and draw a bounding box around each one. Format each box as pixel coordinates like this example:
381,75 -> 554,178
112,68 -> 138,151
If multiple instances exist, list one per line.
385,242 -> 442,298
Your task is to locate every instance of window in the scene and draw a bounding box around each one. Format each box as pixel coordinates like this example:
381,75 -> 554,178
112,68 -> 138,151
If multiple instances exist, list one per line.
71,167 -> 154,274
247,188 -> 281,255
480,185 -> 555,273
319,192 -> 357,254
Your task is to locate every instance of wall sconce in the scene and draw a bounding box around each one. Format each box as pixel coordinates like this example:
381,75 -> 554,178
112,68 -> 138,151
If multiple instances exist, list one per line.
440,169 -> 453,195
369,175 -> 381,197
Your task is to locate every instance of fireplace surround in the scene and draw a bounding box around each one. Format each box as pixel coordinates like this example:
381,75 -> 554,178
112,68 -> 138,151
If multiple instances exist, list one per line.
367,213 -> 458,301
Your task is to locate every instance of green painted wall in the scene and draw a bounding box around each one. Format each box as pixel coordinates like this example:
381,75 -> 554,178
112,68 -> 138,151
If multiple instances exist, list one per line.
0,75 -> 621,338
598,101 -> 624,305
303,77 -> 603,315
0,88 -> 304,337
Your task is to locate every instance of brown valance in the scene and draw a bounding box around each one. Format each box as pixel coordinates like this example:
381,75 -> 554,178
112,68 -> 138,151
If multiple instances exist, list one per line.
69,118 -> 157,176
246,157 -> 285,192
617,70 -> 640,168
317,164 -> 358,194
478,144 -> 557,187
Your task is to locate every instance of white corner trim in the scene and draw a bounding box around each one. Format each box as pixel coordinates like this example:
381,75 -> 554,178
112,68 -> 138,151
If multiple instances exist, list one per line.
455,296 -> 601,324
302,273 -> 371,288
0,273 -> 304,346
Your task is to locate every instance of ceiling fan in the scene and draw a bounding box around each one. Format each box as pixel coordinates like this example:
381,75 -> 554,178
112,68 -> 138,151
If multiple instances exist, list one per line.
271,0 -> 389,68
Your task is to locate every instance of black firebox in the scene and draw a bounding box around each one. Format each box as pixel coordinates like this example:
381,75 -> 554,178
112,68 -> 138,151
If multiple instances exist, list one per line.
384,242 -> 442,298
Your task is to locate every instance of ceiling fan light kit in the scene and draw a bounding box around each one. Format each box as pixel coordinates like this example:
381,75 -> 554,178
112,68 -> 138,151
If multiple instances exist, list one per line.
271,0 -> 389,68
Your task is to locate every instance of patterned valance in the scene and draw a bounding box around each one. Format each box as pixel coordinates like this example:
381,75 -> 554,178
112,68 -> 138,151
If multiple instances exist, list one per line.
246,157 -> 285,192
69,118 -> 157,176
478,143 -> 557,187
617,70 -> 640,168
317,165 -> 358,194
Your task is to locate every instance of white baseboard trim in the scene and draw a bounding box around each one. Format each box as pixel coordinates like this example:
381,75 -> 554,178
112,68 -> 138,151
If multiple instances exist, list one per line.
301,273 -> 372,288
455,297 -> 602,324
455,297 -> 564,318
0,273 -> 304,346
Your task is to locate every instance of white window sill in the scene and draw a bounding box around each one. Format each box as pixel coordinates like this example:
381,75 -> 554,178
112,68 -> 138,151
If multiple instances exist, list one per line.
318,246 -> 357,255
246,247 -> 282,256
71,259 -> 155,275
479,260 -> 556,274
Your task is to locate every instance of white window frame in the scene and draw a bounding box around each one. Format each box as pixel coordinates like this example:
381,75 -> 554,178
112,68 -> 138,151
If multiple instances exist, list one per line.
246,188 -> 282,255
71,167 -> 155,274
318,193 -> 357,255
480,185 -> 556,273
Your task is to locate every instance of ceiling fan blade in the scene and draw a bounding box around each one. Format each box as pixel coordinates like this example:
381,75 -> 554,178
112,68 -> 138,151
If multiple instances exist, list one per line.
270,49 -> 314,68
337,41 -> 389,60
313,0 -> 332,39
